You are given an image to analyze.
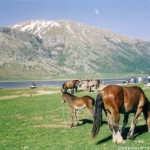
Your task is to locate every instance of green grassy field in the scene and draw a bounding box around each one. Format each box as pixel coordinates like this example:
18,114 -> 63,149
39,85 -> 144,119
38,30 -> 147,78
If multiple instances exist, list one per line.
0,85 -> 150,150
0,72 -> 147,81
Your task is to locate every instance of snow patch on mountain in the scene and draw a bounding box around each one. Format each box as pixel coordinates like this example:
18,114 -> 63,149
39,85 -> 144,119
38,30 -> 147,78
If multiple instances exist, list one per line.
66,24 -> 74,34
12,20 -> 61,35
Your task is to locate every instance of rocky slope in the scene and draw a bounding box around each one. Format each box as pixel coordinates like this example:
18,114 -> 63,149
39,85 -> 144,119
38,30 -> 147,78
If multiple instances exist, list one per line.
0,20 -> 150,80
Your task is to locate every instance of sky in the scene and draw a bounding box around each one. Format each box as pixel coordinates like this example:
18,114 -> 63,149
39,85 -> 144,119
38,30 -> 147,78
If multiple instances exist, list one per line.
0,0 -> 150,40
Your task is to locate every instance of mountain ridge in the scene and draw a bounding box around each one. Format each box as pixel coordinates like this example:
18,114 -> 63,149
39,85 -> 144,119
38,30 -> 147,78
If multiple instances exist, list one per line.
0,19 -> 150,80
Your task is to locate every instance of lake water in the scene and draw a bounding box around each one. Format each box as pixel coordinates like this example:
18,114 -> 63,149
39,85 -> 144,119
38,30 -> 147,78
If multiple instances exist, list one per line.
0,78 -> 148,89
0,80 -> 67,88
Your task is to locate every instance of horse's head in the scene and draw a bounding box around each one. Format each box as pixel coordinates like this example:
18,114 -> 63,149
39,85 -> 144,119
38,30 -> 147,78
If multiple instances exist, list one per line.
78,80 -> 85,87
75,80 -> 80,86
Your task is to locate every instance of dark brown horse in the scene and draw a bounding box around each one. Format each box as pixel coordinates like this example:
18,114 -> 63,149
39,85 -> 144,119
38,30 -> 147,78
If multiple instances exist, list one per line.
62,80 -> 80,94
91,85 -> 150,144
61,89 -> 95,127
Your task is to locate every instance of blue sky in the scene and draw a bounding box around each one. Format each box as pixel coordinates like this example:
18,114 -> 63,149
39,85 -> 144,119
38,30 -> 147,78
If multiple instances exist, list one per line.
0,0 -> 150,40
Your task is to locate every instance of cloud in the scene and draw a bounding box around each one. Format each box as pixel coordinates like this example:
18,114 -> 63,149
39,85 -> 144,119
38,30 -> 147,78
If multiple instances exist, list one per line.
94,9 -> 99,15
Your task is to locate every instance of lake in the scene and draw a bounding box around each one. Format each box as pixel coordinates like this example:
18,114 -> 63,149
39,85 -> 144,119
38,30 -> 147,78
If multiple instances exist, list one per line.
0,78 -> 148,88
0,78 -> 148,89
0,80 -> 67,88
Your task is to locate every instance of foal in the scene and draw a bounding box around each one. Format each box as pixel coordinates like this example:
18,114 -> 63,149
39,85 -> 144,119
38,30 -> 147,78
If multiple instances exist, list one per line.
61,89 -> 95,127
91,85 -> 150,144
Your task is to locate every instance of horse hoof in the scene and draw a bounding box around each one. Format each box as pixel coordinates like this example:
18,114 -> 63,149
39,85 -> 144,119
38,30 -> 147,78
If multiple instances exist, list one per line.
115,140 -> 125,144
70,124 -> 74,128
76,123 -> 80,126
127,135 -> 134,140
113,140 -> 124,144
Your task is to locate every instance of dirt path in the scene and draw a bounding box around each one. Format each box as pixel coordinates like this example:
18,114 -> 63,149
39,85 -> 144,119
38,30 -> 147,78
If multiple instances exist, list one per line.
0,90 -> 59,100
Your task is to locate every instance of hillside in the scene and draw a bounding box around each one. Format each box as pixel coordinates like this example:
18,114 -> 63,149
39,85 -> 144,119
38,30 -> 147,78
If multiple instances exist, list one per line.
0,20 -> 150,80
0,27 -> 71,80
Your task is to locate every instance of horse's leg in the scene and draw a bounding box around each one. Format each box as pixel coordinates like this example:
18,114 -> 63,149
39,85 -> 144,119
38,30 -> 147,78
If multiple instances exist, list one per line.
65,88 -> 68,92
121,114 -> 129,138
75,86 -> 78,93
86,103 -> 94,118
71,88 -> 74,94
105,110 -> 118,142
106,111 -> 113,131
143,105 -> 150,132
95,84 -> 98,90
70,108 -> 75,127
89,86 -> 92,92
112,111 -> 124,144
86,86 -> 88,92
127,108 -> 143,139
74,110 -> 79,125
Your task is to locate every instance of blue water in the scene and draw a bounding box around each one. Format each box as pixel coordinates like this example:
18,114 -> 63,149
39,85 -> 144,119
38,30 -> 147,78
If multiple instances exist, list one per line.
0,78 -> 148,89
0,80 -> 67,88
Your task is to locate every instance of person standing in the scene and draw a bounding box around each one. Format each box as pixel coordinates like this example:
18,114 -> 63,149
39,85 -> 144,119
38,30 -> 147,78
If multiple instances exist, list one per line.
131,77 -> 134,83
138,76 -> 142,83
148,75 -> 150,83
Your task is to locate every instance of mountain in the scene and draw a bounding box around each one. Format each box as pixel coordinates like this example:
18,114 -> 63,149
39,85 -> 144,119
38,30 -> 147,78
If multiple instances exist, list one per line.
0,26 -> 72,80
0,20 -> 150,80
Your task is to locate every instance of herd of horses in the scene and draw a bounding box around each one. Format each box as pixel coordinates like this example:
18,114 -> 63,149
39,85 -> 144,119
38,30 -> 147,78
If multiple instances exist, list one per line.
61,80 -> 150,144
62,79 -> 100,94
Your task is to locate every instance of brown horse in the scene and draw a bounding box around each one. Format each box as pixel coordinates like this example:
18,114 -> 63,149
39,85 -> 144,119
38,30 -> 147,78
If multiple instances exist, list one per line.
61,89 -> 95,127
62,80 -> 80,94
91,85 -> 150,144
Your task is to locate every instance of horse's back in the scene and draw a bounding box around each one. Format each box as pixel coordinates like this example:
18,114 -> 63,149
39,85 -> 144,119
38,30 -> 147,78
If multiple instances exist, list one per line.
123,86 -> 146,101
80,95 -> 95,106
102,85 -> 123,97
102,85 -> 147,113
123,86 -> 147,112
101,85 -> 124,109
62,81 -> 74,89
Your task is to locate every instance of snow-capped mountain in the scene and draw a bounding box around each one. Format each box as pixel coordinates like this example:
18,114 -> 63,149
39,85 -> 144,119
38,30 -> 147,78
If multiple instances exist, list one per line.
0,19 -> 150,80
13,20 -> 61,38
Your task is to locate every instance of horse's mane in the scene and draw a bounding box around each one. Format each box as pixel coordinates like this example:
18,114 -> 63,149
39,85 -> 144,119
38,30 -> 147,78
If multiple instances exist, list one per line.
63,91 -> 76,98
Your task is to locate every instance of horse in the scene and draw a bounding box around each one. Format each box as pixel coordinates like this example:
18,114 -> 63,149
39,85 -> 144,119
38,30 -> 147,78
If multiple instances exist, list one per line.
62,80 -> 80,94
91,85 -> 150,144
80,79 -> 100,92
61,89 -> 95,127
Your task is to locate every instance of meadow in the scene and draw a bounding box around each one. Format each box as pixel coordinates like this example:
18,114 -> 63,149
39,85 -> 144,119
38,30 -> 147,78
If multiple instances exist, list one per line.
0,84 -> 150,150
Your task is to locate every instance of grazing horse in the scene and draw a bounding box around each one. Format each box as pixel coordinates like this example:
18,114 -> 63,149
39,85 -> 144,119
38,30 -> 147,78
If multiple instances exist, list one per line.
91,85 -> 150,144
61,89 -> 95,127
80,79 -> 100,92
62,80 -> 80,94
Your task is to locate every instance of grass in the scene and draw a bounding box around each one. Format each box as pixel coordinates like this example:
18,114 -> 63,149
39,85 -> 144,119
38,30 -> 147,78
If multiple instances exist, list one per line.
0,84 -> 150,150
0,72 -> 148,81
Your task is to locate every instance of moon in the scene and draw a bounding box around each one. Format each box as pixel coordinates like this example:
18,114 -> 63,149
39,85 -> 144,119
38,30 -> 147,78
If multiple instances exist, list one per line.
94,9 -> 99,15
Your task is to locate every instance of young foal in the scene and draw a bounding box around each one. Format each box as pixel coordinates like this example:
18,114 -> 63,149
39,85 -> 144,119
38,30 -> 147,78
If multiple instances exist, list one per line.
91,85 -> 150,144
61,89 -> 95,127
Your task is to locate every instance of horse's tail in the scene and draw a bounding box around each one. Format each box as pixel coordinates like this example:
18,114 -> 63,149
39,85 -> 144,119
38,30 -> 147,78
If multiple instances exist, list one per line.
97,80 -> 100,88
145,96 -> 150,114
91,92 -> 103,139
145,96 -> 150,132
